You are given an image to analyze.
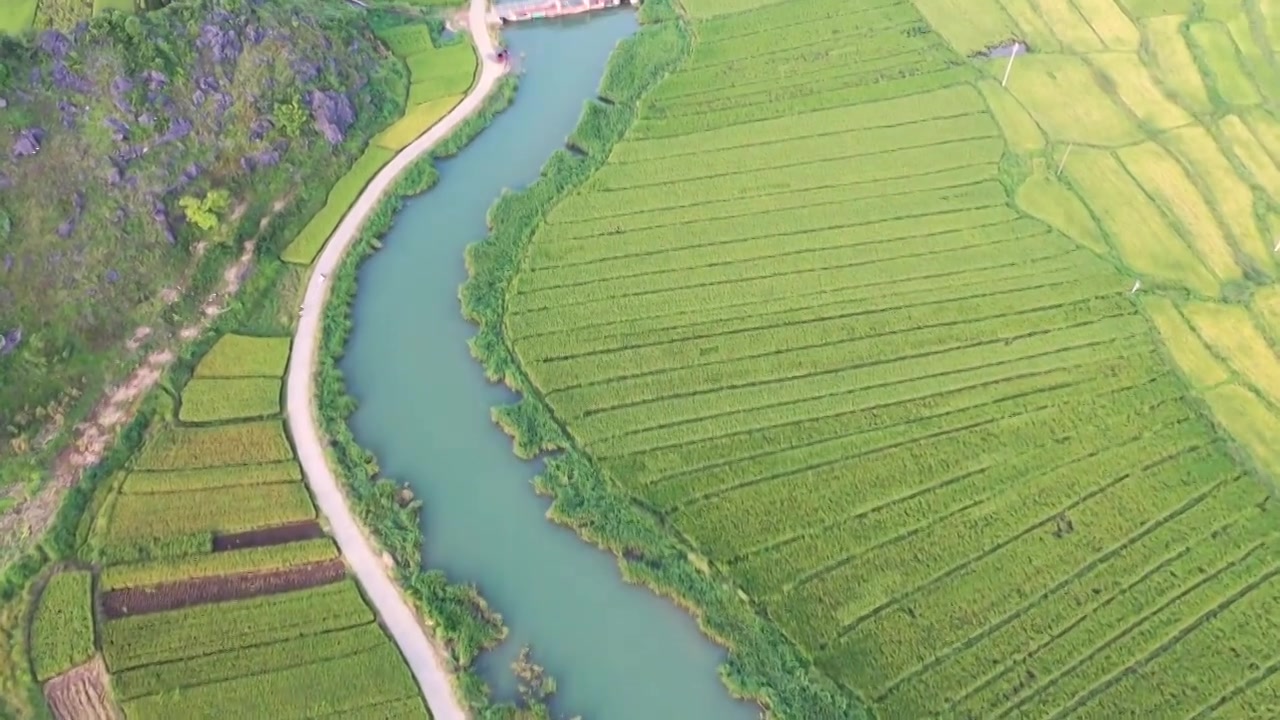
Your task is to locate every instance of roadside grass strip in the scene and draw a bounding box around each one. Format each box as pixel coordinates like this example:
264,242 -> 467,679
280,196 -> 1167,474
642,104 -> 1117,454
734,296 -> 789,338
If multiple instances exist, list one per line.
100,539 -> 339,591
112,623 -> 388,701
0,0 -> 38,34
121,461 -> 302,494
1187,21 -> 1261,106
121,643 -> 426,720
374,94 -> 465,151
104,483 -> 316,542
134,420 -> 294,471
101,580 -> 373,671
282,147 -> 398,265
1140,15 -> 1213,113
404,41 -> 476,98
1142,296 -> 1231,390
178,377 -> 282,423
192,334 -> 290,378
30,571 -> 94,681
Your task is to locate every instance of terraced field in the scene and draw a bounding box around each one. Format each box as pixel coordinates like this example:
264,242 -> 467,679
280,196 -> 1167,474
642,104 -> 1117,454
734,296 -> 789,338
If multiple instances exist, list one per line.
48,332 -> 429,719
496,0 -> 1280,716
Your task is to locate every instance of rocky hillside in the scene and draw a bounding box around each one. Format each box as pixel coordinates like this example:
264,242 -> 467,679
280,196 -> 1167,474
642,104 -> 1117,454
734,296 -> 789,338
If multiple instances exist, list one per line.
0,0 -> 405,477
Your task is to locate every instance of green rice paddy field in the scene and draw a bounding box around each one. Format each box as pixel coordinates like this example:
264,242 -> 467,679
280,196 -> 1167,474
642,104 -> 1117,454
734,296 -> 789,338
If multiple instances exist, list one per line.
499,0 -> 1280,716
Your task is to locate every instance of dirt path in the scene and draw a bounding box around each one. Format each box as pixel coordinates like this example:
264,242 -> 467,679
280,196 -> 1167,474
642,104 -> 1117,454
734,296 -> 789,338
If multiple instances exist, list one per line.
284,3 -> 505,719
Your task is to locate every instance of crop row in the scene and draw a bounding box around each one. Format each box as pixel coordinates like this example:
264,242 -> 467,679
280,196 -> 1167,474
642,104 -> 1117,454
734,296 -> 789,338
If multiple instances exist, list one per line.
404,41 -> 476,100
609,83 -> 986,164
192,334 -> 290,378
374,23 -> 434,58
121,643 -> 424,720
531,273 -> 1127,395
521,204 -> 1027,313
591,111 -> 997,192
30,570 -> 94,681
517,245 -> 1088,362
630,64 -> 978,140
134,420 -> 294,471
375,94 -> 464,151
563,140 -> 1000,227
545,163 -> 998,247
282,146 -> 397,265
121,460 -> 303,494
178,377 -> 282,423
112,623 -> 389,701
101,579 -> 373,671
589,329 -> 1155,461
872,477 -> 1268,717
512,217 -> 1062,341
100,538 -> 338,590
104,482 -> 316,541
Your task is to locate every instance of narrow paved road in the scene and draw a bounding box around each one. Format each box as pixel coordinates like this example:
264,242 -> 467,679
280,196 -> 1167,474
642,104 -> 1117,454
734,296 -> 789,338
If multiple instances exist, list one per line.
285,2 -> 505,718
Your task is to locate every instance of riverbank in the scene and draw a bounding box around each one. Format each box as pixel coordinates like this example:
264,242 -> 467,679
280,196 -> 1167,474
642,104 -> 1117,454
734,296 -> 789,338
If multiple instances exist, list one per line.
285,0 -> 506,716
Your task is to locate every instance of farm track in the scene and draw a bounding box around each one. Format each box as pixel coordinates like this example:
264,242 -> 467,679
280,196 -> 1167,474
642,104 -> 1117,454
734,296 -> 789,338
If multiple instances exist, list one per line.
282,0 -> 505,717
101,560 -> 346,618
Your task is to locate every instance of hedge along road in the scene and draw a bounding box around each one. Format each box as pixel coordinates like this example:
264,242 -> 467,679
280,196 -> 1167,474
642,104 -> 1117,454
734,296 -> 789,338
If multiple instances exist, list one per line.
284,1 -> 505,718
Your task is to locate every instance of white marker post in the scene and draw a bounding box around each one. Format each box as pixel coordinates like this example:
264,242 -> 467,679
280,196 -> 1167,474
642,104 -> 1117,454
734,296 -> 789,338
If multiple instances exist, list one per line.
1001,42 -> 1020,88
1130,280 -> 1142,294
1057,143 -> 1074,176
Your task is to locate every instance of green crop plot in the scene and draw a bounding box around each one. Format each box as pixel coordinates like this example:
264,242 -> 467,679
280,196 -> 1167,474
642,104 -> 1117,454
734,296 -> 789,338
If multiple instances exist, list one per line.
178,377 -> 282,423
30,571 -> 94,681
405,42 -> 476,98
121,461 -> 302,494
100,538 -> 338,590
283,147 -> 397,265
134,420 -> 294,471
101,580 -> 372,671
374,95 -> 464,151
480,0 -> 1280,716
193,334 -> 291,378
0,0 -> 38,33
104,483 -> 315,541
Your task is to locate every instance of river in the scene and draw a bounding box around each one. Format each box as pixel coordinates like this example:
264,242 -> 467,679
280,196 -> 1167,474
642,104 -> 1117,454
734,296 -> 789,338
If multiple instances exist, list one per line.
341,11 -> 759,720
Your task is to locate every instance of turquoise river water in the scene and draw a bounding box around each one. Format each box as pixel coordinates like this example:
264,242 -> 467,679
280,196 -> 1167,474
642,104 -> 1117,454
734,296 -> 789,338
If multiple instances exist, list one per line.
342,12 -> 760,720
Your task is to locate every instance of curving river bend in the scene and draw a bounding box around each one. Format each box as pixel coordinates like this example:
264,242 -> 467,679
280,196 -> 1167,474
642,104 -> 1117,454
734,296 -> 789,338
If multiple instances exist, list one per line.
342,11 -> 760,720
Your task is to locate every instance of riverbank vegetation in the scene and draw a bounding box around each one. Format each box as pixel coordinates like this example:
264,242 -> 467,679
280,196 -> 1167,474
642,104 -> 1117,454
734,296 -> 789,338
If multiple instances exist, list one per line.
460,0 -> 1280,716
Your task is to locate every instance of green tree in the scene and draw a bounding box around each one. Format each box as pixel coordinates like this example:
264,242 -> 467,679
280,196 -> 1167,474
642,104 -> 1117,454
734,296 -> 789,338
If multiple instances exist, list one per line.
178,189 -> 231,233
274,97 -> 309,139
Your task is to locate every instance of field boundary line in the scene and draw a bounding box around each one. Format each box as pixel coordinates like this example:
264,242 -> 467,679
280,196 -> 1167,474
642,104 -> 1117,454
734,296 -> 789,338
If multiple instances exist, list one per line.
284,2 -> 505,719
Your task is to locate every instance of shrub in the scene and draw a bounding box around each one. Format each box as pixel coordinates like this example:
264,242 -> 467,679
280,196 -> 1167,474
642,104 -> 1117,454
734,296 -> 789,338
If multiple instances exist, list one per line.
30,570 -> 94,681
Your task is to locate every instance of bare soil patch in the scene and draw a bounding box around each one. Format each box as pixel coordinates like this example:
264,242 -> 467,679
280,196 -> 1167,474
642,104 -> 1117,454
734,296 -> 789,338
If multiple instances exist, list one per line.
213,520 -> 326,551
43,656 -> 119,720
101,559 -> 345,618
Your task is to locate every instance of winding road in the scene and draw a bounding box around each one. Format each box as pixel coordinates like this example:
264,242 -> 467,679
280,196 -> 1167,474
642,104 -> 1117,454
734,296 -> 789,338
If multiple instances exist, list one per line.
284,2 -> 505,718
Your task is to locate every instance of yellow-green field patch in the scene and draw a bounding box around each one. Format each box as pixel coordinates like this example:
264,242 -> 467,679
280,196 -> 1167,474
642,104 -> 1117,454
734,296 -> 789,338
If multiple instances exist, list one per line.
993,0 -> 1060,51
1204,383 -> 1280,482
179,377 -> 282,423
105,483 -> 317,541
1251,286 -> 1280,345
1072,0 -> 1141,49
193,334 -> 291,378
1064,148 -> 1217,294
1184,301 -> 1280,407
1029,0 -> 1105,51
135,420 -> 294,471
122,461 -> 303,494
1015,168 -> 1109,256
1118,0 -> 1194,17
1245,110 -> 1280,164
911,0 -> 1019,55
100,538 -> 339,590
1116,142 -> 1243,283
1165,125 -> 1274,276
93,0 -> 135,15
977,79 -> 1044,152
1187,21 -> 1262,106
1140,16 -> 1213,113
1087,52 -> 1192,129
1000,55 -> 1142,146
282,147 -> 398,265
0,0 -> 38,33
1219,114 -> 1280,201
374,94 -> 464,151
1224,9 -> 1280,104
1142,295 -> 1231,388
404,41 -> 477,97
